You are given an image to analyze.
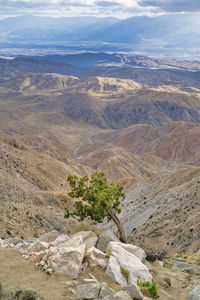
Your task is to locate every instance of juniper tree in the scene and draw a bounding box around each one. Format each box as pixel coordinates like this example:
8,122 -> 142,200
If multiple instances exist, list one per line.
63,171 -> 127,243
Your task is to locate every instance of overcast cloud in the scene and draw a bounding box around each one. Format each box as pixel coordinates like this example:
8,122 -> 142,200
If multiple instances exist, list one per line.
139,0 -> 200,12
0,0 -> 199,19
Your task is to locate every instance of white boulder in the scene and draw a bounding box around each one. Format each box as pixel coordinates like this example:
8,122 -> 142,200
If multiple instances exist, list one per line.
106,255 -> 127,286
188,285 -> 200,300
38,230 -> 60,243
77,282 -> 101,300
122,283 -> 144,299
0,238 -> 9,248
107,242 -> 146,261
29,250 -> 48,263
114,291 -> 132,300
72,231 -> 98,249
106,242 -> 152,286
50,234 -> 69,247
47,235 -> 85,278
87,247 -> 107,269
27,240 -> 49,254
99,283 -> 115,298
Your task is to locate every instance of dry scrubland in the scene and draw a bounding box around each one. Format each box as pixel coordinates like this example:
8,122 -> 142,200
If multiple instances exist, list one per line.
0,72 -> 199,254
0,67 -> 199,299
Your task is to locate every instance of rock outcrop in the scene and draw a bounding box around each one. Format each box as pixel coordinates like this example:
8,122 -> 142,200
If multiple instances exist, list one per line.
47,235 -> 85,278
77,282 -> 101,300
0,231 -> 153,298
72,231 -> 98,249
87,247 -> 107,269
106,242 -> 152,286
188,285 -> 200,300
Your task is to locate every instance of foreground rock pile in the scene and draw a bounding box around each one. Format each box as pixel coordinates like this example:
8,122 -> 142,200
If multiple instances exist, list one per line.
76,275 -> 144,300
0,230 -> 152,299
0,230 -> 199,300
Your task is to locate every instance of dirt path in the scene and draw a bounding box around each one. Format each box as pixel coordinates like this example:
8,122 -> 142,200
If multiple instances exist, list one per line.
0,248 -> 71,300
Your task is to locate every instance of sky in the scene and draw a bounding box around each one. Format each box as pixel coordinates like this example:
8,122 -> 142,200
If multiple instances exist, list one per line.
1,0 -> 200,19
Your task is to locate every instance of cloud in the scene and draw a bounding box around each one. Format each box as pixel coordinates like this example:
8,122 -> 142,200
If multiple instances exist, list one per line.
1,0 -> 197,19
96,1 -> 123,7
139,0 -> 200,12
0,0 -> 144,18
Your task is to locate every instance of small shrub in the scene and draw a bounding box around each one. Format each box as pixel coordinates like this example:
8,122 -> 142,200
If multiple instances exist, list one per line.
143,240 -> 170,262
174,253 -> 182,258
164,261 -> 174,268
106,248 -> 112,258
120,266 -> 130,282
138,280 -> 160,299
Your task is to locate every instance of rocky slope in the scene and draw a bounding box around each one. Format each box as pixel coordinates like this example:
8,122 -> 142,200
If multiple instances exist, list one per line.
0,134 -> 92,238
1,73 -> 200,130
0,70 -> 199,254
92,122 -> 200,164
0,230 -> 199,300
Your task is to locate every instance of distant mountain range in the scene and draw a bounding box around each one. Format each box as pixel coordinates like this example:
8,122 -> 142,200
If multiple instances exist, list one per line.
1,53 -> 200,89
1,13 -> 200,56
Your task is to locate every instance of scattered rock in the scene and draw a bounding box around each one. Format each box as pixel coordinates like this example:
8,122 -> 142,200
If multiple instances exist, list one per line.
107,242 -> 146,261
97,230 -> 120,253
188,285 -> 200,300
6,237 -> 23,246
77,282 -> 101,300
72,231 -> 98,249
153,260 -> 164,268
106,242 -> 152,285
0,238 -> 8,248
27,240 -> 49,255
159,288 -> 173,299
87,247 -> 107,269
46,268 -> 53,275
38,230 -> 60,244
106,255 -> 127,286
47,236 -> 85,278
99,283 -> 115,298
30,250 -> 48,263
50,234 -> 69,247
114,291 -> 132,300
122,283 -> 144,299
4,288 -> 44,300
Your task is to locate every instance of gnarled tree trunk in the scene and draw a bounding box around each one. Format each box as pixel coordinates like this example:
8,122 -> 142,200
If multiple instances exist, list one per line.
109,211 -> 128,243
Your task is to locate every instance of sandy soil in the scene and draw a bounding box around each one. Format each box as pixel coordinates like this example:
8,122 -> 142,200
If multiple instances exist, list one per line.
0,248 -> 71,300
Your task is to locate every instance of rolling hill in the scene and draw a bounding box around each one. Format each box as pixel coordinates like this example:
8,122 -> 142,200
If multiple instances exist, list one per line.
0,69 -> 199,252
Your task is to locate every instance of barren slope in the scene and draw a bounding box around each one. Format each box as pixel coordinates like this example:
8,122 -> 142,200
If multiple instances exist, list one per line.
123,166 -> 200,252
93,122 -> 200,164
0,73 -> 200,130
0,135 -> 92,238
0,72 -> 199,252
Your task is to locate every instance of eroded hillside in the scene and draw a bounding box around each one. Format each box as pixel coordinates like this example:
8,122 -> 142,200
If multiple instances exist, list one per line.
0,70 -> 199,253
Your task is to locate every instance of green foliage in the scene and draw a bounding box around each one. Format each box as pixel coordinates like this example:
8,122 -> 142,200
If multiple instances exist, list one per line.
174,253 -> 182,258
120,266 -> 130,282
106,248 -> 112,258
138,280 -> 160,299
63,171 -> 125,224
165,261 -> 174,268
